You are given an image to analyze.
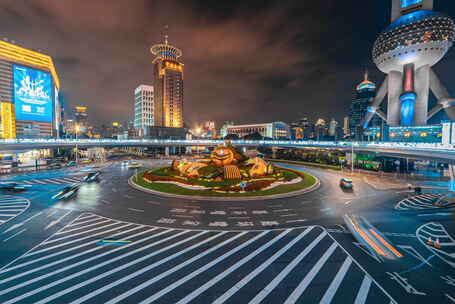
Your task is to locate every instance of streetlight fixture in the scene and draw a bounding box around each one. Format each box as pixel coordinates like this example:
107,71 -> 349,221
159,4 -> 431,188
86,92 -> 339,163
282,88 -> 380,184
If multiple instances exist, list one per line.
75,124 -> 80,165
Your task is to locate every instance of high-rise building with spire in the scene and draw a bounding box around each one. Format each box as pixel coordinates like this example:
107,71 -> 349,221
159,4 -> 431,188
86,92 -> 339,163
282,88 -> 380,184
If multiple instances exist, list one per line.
150,31 -> 184,128
349,71 -> 381,137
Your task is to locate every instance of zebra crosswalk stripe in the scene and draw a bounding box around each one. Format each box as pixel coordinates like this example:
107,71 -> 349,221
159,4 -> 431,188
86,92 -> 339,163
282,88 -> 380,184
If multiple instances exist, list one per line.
0,224 -> 146,275
0,230 -> 188,301
249,232 -> 327,304
284,242 -> 338,303
176,229 -> 294,304
139,231 -> 269,304
212,227 -> 314,304
354,276 -> 372,304
319,257 -> 353,304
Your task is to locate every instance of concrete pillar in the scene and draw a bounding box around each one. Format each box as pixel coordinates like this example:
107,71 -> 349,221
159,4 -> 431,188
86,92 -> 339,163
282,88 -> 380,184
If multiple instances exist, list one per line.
165,146 -> 170,157
387,71 -> 402,126
414,65 -> 430,126
448,165 -> 455,193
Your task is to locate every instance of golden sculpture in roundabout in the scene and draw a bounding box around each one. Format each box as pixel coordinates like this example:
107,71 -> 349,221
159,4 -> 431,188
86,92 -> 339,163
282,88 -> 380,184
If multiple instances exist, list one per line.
141,142 -> 310,195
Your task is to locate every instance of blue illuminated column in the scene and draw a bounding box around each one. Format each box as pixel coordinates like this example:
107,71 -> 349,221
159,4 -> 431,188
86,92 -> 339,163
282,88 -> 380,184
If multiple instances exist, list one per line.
400,63 -> 417,126
401,0 -> 422,8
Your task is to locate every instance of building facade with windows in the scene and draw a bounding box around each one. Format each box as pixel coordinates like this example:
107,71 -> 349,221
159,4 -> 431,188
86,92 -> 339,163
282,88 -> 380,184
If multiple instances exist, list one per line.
134,85 -> 154,132
226,122 -> 290,139
350,72 -> 382,138
0,40 -> 61,138
151,36 -> 184,128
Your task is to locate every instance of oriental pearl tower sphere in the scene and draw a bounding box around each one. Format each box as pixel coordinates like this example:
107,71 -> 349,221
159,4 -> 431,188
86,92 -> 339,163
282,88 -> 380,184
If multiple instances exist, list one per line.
363,0 -> 455,128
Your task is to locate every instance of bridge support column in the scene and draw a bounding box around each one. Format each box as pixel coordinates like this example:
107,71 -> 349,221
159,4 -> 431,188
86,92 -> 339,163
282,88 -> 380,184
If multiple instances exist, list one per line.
165,147 -> 170,157
448,165 -> 455,196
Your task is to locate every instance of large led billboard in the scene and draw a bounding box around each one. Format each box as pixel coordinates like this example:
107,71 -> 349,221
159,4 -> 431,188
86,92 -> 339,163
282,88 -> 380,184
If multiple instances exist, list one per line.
13,64 -> 53,123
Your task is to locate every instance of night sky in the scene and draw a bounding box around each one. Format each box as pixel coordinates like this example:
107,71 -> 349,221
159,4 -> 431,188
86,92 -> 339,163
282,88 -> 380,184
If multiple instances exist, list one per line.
1,0 -> 455,128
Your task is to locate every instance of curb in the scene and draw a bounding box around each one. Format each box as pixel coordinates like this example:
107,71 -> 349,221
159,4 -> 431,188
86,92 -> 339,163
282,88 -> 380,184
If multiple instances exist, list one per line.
128,174 -> 321,202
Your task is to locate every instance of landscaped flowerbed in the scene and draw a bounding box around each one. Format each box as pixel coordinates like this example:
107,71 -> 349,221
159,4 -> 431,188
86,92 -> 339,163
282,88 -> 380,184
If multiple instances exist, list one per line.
134,166 -> 317,197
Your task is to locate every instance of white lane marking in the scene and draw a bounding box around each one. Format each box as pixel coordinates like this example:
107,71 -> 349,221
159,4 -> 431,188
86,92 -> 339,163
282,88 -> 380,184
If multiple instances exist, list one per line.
284,242 -> 338,304
47,209 -> 59,218
3,228 -> 27,242
1,224 -> 144,275
62,178 -> 80,183
173,215 -> 194,219
76,213 -> 98,221
128,208 -> 144,213
26,231 -> 207,304
101,200 -> 111,204
66,217 -> 105,228
30,179 -> 47,184
1,225 -> 147,283
0,213 -> 83,275
319,257 -> 353,304
45,179 -> 63,185
32,222 -> 127,253
249,232 -> 327,304
147,201 -> 160,205
0,202 -> 29,206
3,211 -> 43,233
45,210 -> 72,230
68,232 -> 229,304
212,227 -> 314,304
354,276 -> 373,304
446,294 -> 455,303
286,219 -> 307,223
139,231 -> 269,304
54,219 -> 111,235
103,232 -> 248,304
0,209 -> 25,212
280,214 -> 299,217
177,229 -> 293,304
345,200 -> 352,205
0,229 -> 184,300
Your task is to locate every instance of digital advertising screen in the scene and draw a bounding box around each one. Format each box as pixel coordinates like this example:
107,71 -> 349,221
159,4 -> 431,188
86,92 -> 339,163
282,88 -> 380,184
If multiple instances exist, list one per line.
13,64 -> 53,123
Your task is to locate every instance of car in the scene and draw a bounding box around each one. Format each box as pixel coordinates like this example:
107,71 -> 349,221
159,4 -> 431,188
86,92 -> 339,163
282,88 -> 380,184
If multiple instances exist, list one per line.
52,183 -> 80,200
80,159 -> 92,164
121,160 -> 130,166
66,161 -> 76,167
83,171 -> 101,183
340,178 -> 353,189
127,162 -> 141,169
0,182 -> 31,192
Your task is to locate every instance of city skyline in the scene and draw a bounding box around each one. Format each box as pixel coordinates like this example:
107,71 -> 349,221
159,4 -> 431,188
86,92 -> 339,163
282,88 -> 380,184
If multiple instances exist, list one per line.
2,1 -> 455,127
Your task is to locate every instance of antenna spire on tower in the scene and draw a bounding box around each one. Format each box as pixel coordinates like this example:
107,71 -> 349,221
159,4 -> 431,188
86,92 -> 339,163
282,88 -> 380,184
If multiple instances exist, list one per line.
164,25 -> 169,44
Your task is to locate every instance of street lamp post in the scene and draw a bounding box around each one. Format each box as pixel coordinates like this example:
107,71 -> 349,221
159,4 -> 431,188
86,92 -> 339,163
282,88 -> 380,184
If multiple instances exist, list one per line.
75,125 -> 80,166
351,139 -> 354,174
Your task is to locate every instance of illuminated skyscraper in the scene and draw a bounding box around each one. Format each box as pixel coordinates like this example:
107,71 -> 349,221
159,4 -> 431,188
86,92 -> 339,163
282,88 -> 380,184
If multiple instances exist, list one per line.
151,34 -> 184,128
134,85 -> 154,131
350,71 -> 380,136
0,40 -> 61,138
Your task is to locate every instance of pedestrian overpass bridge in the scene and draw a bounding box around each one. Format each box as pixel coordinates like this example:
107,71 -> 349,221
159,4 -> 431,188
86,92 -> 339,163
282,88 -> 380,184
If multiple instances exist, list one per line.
1,138 -> 455,163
